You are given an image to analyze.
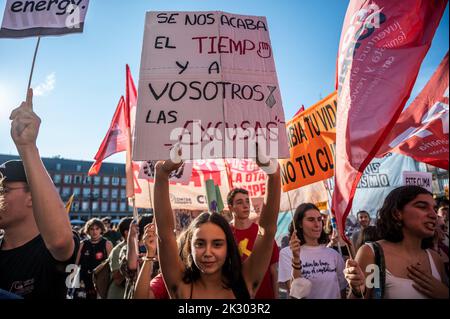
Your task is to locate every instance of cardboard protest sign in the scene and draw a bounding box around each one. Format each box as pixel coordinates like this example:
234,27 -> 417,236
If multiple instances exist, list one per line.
133,11 -> 289,161
403,171 -> 433,192
0,0 -> 90,38
279,92 -> 337,192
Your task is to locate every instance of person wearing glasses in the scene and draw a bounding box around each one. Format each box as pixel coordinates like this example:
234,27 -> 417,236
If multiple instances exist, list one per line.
0,89 -> 79,299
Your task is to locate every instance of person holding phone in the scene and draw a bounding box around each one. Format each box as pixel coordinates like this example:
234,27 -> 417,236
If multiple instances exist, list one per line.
118,214 -> 153,299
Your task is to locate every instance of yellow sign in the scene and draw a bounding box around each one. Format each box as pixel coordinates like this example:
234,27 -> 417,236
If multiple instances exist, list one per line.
280,92 -> 337,192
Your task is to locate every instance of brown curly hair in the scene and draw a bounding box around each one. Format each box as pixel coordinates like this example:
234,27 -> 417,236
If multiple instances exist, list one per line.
376,186 -> 434,249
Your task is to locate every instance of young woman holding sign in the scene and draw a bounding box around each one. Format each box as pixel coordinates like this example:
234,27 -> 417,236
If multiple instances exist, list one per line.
152,156 -> 280,299
278,203 -> 347,299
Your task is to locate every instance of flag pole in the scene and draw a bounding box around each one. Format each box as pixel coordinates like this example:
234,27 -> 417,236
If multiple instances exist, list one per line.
324,179 -> 343,256
132,196 -> 138,223
147,180 -> 153,211
27,36 -> 41,92
286,190 -> 297,232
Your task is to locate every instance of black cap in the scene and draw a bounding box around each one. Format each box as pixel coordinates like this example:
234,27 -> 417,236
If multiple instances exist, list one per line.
0,160 -> 28,183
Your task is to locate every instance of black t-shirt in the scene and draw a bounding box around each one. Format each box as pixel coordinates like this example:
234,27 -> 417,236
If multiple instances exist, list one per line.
0,233 -> 79,299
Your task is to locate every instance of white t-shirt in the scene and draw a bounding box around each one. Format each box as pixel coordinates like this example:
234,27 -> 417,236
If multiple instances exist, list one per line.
278,245 -> 347,299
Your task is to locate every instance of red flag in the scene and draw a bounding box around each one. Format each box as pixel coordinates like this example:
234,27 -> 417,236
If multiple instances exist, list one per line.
293,105 -> 305,118
333,0 -> 447,242
125,64 -> 138,197
88,96 -> 128,176
377,52 -> 449,169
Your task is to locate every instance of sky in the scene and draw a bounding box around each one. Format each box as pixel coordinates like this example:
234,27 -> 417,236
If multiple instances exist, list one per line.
0,0 -> 448,164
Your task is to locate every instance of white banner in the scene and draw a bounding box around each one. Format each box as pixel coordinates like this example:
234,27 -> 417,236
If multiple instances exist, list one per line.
0,0 -> 90,38
329,153 -> 421,218
133,11 -> 289,161
403,171 -> 433,192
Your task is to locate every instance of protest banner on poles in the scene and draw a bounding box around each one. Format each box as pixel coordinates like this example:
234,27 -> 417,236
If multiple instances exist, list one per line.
332,0 -> 447,241
133,11 -> 289,161
279,92 -> 337,192
403,171 -> 433,192
0,0 -> 90,38
132,160 -> 230,210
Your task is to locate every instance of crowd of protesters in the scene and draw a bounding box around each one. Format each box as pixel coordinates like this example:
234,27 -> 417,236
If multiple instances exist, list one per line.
0,89 -> 448,300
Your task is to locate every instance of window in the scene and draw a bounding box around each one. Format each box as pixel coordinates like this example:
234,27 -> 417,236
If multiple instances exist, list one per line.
56,163 -> 61,171
102,189 -> 109,199
120,202 -> 127,212
103,176 -> 110,186
92,201 -> 99,212
121,178 -> 127,186
112,177 -> 120,186
76,165 -> 82,172
120,189 -> 126,198
92,188 -> 100,199
111,189 -> 118,199
82,201 -> 90,211
94,176 -> 101,186
83,188 -> 91,197
63,175 -> 72,184
53,174 -> 61,184
101,202 -> 109,212
62,187 -> 71,197
110,202 -> 118,212
74,175 -> 82,184
83,176 -> 92,185
73,187 -> 81,196
72,201 -> 80,212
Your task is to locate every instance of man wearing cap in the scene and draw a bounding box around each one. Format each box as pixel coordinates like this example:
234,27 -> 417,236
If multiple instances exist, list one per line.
0,89 -> 79,299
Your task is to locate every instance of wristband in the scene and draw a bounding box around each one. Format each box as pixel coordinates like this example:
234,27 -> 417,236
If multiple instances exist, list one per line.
143,256 -> 156,262
292,263 -> 302,270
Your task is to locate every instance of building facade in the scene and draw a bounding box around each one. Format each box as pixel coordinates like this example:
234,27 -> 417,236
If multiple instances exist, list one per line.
0,154 -> 149,221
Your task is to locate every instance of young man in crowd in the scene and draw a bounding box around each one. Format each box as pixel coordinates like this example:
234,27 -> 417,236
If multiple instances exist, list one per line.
351,210 -> 371,249
0,89 -> 79,299
228,188 -> 279,299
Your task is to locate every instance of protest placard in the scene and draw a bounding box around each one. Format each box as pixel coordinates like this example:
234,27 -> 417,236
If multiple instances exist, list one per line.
133,11 -> 289,161
403,171 -> 433,192
279,92 -> 337,192
0,0 -> 90,38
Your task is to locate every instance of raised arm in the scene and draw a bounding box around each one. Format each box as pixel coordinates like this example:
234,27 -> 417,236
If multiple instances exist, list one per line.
242,161 -> 280,296
154,161 -> 186,297
126,222 -> 139,271
9,89 -> 74,261
134,224 -> 157,299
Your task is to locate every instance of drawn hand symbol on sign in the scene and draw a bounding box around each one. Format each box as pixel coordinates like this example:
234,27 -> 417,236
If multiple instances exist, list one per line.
257,42 -> 272,58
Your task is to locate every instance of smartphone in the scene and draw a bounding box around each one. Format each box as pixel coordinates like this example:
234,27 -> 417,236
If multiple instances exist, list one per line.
139,245 -> 147,254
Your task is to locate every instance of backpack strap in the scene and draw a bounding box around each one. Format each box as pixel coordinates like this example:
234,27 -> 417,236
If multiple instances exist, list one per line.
371,242 -> 386,299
